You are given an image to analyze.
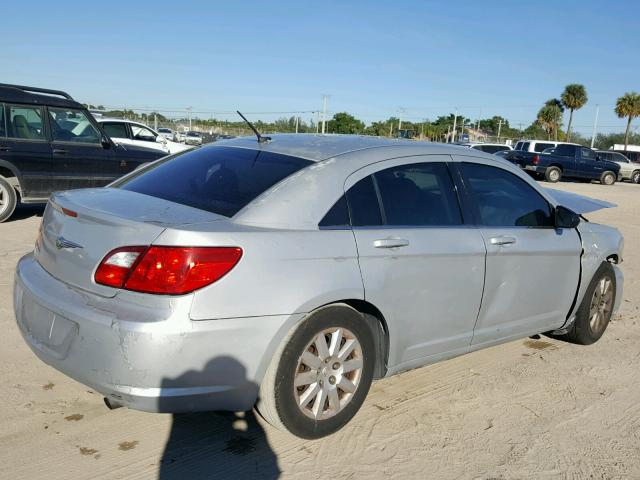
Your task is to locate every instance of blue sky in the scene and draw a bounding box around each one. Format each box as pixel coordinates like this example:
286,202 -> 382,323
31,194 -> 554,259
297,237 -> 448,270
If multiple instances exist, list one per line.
2,0 -> 639,135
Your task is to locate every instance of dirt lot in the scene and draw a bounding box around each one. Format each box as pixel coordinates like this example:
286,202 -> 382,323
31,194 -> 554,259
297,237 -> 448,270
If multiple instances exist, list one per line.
1,182 -> 639,480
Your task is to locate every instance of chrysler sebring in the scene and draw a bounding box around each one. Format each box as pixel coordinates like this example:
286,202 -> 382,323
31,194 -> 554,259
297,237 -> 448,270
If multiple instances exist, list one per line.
14,135 -> 623,439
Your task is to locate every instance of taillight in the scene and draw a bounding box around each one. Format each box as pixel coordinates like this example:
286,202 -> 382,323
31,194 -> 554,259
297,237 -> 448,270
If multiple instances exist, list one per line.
95,246 -> 242,295
532,154 -> 540,165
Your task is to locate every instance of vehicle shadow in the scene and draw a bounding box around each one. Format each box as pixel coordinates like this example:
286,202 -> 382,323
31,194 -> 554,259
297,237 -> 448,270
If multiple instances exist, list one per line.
8,203 -> 45,221
158,357 -> 281,480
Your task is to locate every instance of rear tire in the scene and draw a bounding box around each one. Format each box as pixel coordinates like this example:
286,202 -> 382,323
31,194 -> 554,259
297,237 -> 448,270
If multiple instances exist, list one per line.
0,176 -> 18,223
600,171 -> 616,185
631,170 -> 640,184
545,166 -> 562,183
559,262 -> 616,345
257,304 -> 375,439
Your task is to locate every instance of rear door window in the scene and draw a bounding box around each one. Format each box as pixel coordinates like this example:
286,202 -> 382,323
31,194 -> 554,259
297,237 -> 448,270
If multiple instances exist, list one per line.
101,122 -> 129,139
119,146 -> 312,217
374,162 -> 462,226
0,104 -> 4,137
7,105 -> 45,140
346,176 -> 382,227
534,142 -> 554,152
554,144 -> 575,156
521,142 -> 530,152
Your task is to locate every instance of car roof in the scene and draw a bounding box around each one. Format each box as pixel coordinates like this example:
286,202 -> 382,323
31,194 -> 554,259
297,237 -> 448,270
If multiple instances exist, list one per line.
213,133 -> 486,162
202,134 -> 557,228
0,84 -> 84,109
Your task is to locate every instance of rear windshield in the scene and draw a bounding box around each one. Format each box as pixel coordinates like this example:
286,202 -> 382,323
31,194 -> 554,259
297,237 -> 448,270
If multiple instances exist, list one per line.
118,146 -> 312,217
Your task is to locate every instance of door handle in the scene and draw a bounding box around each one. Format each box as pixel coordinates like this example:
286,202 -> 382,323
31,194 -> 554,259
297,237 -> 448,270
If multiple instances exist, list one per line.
490,236 -> 516,246
53,149 -> 68,154
373,238 -> 410,249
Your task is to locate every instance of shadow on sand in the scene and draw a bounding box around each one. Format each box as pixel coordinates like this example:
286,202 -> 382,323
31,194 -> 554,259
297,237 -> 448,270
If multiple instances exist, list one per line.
158,357 -> 281,480
8,203 -> 45,222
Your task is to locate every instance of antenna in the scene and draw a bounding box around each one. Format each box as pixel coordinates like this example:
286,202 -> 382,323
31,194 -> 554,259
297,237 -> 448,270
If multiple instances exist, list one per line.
236,111 -> 271,143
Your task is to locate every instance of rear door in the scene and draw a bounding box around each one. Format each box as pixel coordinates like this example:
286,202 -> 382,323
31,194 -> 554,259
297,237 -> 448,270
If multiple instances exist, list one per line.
456,160 -> 581,345
1,103 -> 52,199
347,156 -> 486,368
48,107 -> 119,191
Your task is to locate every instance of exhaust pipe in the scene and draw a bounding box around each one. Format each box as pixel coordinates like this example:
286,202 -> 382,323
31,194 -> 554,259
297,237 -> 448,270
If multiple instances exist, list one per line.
103,397 -> 124,410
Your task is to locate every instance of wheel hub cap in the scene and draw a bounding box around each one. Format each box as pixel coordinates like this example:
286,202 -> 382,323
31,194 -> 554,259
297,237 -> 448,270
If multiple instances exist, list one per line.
589,277 -> 613,333
293,327 -> 363,420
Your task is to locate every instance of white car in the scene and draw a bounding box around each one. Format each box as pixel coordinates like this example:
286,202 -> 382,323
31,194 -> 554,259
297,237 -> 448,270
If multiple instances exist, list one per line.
157,127 -> 176,142
98,119 -> 192,155
597,150 -> 640,183
460,143 -> 513,154
513,140 -> 578,154
184,131 -> 203,146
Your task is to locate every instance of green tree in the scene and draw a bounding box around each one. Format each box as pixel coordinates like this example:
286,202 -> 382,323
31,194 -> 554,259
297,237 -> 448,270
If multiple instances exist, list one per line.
327,112 -> 365,134
537,103 -> 563,141
561,84 -> 588,141
614,92 -> 640,151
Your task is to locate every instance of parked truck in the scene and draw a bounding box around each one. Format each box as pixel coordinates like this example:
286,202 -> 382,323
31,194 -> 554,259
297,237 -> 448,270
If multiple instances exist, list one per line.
506,143 -> 620,185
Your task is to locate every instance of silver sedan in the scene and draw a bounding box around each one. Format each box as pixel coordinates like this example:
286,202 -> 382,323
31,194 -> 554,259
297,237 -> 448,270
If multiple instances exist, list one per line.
14,135 -> 624,439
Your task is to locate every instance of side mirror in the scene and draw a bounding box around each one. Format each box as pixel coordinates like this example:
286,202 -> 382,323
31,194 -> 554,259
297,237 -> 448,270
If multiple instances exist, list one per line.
101,136 -> 111,149
555,205 -> 580,229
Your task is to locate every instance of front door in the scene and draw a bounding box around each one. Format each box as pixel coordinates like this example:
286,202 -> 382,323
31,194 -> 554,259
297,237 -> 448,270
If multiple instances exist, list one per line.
1,103 -> 52,199
578,146 -> 603,179
347,157 -> 486,369
456,161 -> 582,346
47,107 -> 119,191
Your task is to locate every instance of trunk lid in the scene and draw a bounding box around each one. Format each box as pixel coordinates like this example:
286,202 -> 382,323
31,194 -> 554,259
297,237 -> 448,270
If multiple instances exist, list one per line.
35,188 -> 224,297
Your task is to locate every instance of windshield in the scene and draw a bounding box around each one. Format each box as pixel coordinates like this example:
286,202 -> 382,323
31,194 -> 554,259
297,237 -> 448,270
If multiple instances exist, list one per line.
118,146 -> 312,217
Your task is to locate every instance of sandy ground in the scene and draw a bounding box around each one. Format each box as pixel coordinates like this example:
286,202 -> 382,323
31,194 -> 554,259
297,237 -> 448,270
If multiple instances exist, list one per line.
1,182 -> 639,480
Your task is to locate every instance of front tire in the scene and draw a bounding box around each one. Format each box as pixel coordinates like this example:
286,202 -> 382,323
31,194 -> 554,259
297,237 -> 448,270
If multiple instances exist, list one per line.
560,262 -> 616,345
545,166 -> 562,183
0,176 -> 18,223
257,304 -> 375,439
600,171 -> 616,185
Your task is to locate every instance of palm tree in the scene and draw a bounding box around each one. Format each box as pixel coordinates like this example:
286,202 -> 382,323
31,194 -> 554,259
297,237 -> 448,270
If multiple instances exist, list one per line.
561,84 -> 588,141
537,103 -> 562,141
614,92 -> 640,151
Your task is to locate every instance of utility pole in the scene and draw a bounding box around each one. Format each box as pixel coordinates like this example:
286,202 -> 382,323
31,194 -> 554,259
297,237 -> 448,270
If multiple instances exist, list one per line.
187,107 -> 192,130
315,111 -> 320,133
446,125 -> 451,143
590,104 -> 600,149
295,116 -> 299,134
321,95 -> 329,134
451,109 -> 458,143
154,113 -> 158,131
397,107 -> 405,131
497,119 -> 503,142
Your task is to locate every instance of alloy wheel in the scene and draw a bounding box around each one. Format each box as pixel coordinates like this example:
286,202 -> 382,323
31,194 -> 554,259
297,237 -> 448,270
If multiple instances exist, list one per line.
0,182 -> 9,216
589,277 -> 613,334
293,327 -> 363,420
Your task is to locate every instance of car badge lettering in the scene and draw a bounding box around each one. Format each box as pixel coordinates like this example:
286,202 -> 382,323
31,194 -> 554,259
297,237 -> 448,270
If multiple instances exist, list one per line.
55,237 -> 83,250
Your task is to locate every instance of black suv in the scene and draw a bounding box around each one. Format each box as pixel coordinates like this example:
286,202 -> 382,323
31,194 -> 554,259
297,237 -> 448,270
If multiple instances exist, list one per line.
0,84 -> 166,222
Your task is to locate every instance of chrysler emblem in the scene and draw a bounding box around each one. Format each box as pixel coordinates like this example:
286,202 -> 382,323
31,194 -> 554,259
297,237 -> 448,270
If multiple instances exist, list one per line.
55,236 -> 83,250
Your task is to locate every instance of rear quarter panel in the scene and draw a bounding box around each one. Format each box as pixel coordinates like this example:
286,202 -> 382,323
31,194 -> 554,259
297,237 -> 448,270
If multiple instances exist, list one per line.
154,226 -> 364,320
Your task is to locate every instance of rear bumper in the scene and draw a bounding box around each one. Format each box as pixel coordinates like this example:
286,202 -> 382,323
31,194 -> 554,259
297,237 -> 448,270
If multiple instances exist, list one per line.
14,253 -> 296,413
